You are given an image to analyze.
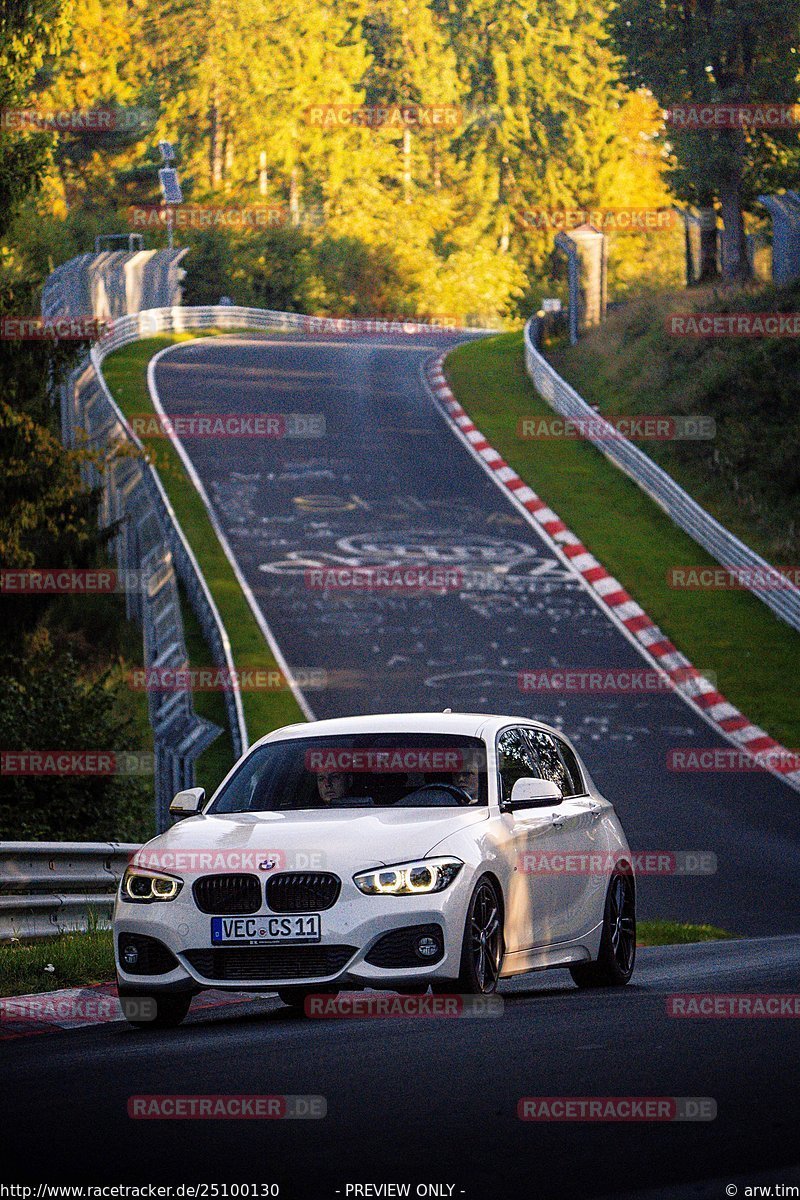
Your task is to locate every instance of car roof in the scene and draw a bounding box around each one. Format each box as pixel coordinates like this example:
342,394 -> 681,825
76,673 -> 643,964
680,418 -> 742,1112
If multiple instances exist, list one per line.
252,712 -> 565,748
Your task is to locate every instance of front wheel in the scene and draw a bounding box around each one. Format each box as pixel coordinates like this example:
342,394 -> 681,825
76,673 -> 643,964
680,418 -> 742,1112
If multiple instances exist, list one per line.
118,987 -> 192,1029
570,871 -> 636,989
456,876 -> 504,994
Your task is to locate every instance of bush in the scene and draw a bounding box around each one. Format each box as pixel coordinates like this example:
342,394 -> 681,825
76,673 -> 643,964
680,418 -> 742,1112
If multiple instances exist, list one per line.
0,636 -> 153,842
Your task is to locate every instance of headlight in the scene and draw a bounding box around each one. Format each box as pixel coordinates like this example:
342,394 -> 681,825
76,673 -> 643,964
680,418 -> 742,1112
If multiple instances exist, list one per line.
121,867 -> 183,902
353,857 -> 463,896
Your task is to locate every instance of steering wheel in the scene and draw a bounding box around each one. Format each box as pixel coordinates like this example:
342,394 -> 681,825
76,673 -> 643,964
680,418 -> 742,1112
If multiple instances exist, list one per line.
406,782 -> 476,807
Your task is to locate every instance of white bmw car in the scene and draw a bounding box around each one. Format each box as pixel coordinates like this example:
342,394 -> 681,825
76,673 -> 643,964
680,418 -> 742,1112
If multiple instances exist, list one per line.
115,713 -> 636,1027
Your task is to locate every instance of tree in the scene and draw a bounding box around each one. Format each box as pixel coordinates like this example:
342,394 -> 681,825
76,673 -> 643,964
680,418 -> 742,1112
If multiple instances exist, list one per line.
433,0 -> 660,286
609,0 -> 800,282
0,0 -> 74,237
362,0 -> 462,199
0,639 -> 152,842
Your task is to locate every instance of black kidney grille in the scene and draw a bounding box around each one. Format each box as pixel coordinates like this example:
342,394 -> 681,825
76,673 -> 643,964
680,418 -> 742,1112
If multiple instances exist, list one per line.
193,874 -> 262,914
266,872 -> 341,912
183,945 -> 355,982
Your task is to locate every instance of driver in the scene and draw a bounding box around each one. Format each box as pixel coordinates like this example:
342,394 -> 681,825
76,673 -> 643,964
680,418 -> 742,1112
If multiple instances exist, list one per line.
453,765 -> 481,804
315,770 -> 354,805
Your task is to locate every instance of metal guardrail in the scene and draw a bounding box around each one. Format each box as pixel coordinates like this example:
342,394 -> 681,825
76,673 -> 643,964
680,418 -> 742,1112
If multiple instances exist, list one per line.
48,288 -> 490,829
524,316 -> 800,632
0,842 -> 139,941
42,249 -> 188,321
57,322 -> 241,833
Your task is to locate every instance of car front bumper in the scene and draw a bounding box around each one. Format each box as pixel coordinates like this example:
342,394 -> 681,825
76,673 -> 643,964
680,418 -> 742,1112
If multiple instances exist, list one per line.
114,875 -> 472,993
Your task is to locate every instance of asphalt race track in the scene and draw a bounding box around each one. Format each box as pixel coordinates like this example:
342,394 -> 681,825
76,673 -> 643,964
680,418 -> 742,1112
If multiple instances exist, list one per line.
150,331 -> 800,935
4,330 -> 800,1199
3,938 -> 800,1197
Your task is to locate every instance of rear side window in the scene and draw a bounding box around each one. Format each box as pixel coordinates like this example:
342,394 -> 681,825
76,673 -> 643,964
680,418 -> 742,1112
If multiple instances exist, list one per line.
554,737 -> 585,797
496,727 -> 539,804
522,728 -> 572,795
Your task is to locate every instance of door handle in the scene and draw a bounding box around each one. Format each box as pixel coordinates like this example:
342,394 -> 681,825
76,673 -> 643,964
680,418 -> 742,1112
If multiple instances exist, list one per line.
552,814 -> 565,828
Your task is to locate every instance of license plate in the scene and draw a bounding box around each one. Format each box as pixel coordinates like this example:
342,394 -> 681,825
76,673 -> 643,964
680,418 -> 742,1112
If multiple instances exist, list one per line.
210,915 -> 321,945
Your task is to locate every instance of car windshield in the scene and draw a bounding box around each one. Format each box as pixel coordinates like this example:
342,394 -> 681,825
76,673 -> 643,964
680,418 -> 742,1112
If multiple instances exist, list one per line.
209,733 -> 488,812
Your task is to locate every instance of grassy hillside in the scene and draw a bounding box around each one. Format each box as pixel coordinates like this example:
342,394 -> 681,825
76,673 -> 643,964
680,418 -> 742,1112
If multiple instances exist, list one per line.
549,281 -> 800,565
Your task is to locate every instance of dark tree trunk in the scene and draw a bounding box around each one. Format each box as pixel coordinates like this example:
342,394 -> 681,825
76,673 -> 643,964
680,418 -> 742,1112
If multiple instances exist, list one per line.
289,166 -> 300,225
719,172 -> 752,283
697,206 -> 720,283
210,86 -> 223,189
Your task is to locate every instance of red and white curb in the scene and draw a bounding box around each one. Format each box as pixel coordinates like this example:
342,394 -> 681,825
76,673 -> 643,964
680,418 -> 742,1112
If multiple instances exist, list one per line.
0,983 -> 272,1039
425,356 -> 800,795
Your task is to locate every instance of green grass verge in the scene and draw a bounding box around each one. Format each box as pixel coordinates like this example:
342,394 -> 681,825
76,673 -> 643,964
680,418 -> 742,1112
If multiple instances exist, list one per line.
102,335 -> 305,791
0,919 -> 734,996
444,333 -> 800,751
177,578 -> 235,795
0,924 -> 115,997
637,920 -> 735,947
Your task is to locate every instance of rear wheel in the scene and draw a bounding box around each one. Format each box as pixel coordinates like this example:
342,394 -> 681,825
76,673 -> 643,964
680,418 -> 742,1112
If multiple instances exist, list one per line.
118,987 -> 192,1029
570,871 -> 636,989
456,876 -> 504,994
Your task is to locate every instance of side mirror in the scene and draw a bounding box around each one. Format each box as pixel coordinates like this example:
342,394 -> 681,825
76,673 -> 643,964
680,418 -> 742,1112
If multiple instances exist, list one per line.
504,777 -> 563,812
169,786 -> 206,818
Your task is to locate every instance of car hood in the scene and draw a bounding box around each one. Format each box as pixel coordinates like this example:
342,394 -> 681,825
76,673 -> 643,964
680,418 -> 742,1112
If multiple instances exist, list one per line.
135,808 -> 489,876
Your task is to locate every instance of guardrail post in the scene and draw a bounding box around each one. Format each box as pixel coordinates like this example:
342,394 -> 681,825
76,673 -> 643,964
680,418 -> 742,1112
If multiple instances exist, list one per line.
555,225 -> 606,342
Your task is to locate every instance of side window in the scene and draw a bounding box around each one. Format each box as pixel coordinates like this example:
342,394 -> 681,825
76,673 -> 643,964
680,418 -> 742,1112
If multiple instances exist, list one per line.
554,738 -> 585,797
523,728 -> 571,795
496,727 -> 539,804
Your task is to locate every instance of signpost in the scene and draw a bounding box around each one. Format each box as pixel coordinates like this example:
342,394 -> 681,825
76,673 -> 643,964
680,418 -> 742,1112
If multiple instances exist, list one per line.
157,142 -> 183,249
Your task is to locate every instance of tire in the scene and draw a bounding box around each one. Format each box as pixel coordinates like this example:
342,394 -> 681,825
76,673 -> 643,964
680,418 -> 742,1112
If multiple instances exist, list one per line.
455,876 -> 504,994
118,987 -> 193,1029
569,871 -> 636,989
